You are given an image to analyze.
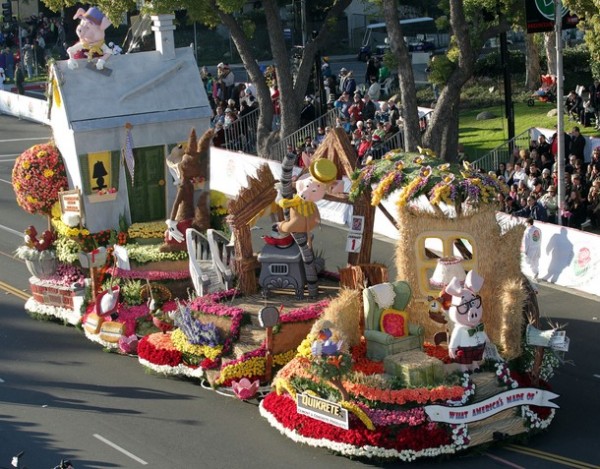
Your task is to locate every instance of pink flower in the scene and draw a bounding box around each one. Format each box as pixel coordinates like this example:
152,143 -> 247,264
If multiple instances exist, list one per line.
232,378 -> 260,400
118,335 -> 139,354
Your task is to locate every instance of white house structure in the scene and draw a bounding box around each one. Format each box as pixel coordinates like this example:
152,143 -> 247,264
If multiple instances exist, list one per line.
49,14 -> 211,233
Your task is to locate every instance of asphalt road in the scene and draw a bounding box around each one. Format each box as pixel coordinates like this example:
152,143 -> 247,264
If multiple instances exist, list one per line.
0,115 -> 599,468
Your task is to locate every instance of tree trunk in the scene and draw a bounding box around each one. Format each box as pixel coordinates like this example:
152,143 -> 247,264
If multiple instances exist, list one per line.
525,32 -> 542,90
545,31 -> 557,76
382,0 -> 421,151
424,84 -> 462,160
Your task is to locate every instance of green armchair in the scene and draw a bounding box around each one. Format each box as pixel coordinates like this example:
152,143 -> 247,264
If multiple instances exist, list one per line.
363,281 -> 424,361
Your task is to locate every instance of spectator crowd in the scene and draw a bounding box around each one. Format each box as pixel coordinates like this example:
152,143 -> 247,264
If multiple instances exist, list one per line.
497,128 -> 600,231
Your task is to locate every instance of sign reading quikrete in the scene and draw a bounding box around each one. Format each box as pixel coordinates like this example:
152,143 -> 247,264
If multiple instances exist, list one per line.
297,393 -> 349,430
424,388 -> 559,424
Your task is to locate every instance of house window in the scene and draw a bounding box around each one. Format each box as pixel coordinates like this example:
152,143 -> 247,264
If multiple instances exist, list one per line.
78,151 -> 121,195
416,232 -> 477,296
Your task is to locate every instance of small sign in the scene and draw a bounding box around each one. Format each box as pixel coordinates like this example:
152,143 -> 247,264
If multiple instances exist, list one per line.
350,215 -> 365,234
296,393 -> 349,430
345,233 -> 363,253
59,189 -> 82,215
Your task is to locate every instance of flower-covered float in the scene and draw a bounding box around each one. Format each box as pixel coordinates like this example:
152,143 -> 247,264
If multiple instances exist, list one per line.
258,149 -> 568,461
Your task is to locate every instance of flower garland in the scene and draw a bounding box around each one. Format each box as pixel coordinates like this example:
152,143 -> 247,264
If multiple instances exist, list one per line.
112,267 -> 191,281
423,342 -> 452,364
521,405 -> 556,430
215,348 -> 297,386
495,361 -> 519,389
450,423 -> 470,450
355,403 -> 427,427
340,401 -> 375,430
446,373 -> 475,406
260,393 -> 456,461
345,381 -> 465,406
279,300 -> 329,323
348,151 -> 508,209
24,297 -> 82,326
12,142 -> 68,215
138,357 -> 205,379
171,328 -> 223,360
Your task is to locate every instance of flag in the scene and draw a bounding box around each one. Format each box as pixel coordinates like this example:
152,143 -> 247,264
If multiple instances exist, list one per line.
123,123 -> 135,185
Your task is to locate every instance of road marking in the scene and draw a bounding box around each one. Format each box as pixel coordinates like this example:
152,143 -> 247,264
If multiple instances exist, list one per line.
593,374 -> 600,379
0,378 -> 4,383
485,452 -> 526,468
0,281 -> 30,301
0,156 -> 19,160
505,444 -> 599,469
93,434 -> 148,465
0,223 -> 25,237
0,177 -> 13,185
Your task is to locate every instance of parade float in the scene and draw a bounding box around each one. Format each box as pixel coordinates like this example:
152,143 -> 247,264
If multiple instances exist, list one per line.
10,7 -> 568,463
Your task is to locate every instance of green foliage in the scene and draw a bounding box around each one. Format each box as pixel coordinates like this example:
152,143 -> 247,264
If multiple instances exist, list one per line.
474,50 -> 525,77
54,236 -> 80,264
120,279 -> 145,306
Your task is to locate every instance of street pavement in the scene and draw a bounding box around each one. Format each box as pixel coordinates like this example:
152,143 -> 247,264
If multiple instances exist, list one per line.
1,111 -> 599,468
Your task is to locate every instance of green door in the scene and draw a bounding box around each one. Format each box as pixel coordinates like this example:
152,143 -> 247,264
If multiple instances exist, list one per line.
126,145 -> 166,223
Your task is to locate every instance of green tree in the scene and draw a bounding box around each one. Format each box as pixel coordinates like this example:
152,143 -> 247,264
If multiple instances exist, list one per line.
564,0 -> 600,78
42,0 -> 352,156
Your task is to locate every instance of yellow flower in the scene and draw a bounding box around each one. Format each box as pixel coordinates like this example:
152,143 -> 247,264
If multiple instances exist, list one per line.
44,169 -> 55,178
26,195 -> 38,203
297,335 -> 315,358
171,329 -> 223,360
340,401 -> 375,430
22,161 -> 31,169
37,150 -> 48,158
25,174 -> 32,180
413,156 -> 424,165
437,163 -> 450,171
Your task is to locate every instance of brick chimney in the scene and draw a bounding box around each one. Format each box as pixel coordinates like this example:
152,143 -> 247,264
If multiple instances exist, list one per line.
151,14 -> 176,60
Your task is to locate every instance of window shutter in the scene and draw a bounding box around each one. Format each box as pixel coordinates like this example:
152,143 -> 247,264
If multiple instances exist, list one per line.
78,154 -> 91,194
111,150 -> 121,190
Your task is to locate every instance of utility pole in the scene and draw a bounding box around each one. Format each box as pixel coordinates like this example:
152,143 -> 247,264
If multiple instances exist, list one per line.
555,0 -> 565,226
499,31 -> 515,153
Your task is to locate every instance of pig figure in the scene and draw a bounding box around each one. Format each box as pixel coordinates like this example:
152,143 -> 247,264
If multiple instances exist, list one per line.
446,270 -> 489,372
67,7 -> 112,70
277,159 -> 343,234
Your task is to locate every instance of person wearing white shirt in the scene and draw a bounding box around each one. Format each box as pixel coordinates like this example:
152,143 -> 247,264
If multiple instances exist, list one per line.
522,217 -> 542,280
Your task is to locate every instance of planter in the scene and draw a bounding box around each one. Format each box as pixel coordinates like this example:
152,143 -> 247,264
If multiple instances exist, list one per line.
79,247 -> 108,269
25,257 -> 57,279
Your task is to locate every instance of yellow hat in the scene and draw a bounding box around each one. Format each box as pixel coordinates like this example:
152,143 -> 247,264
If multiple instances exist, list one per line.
309,159 -> 337,184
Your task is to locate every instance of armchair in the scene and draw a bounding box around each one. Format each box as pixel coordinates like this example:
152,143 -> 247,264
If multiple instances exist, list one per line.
363,281 -> 424,360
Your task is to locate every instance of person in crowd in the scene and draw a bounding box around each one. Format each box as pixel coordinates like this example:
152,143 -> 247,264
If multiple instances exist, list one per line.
357,134 -> 373,164
300,95 -> 316,127
15,62 -> 25,95
231,82 -> 246,110
516,180 -> 531,201
566,90 -> 583,121
536,134 -> 551,157
550,126 -> 571,162
587,163 -> 600,187
321,57 -> 332,79
314,126 -> 326,145
580,93 -> 596,127
496,162 -> 507,179
4,47 -> 14,83
334,91 -> 351,119
351,121 -> 364,147
539,185 -> 559,223
217,63 -> 235,102
504,195 -> 519,214
526,164 -> 541,190
374,101 -> 390,123
0,65 -> 5,90
587,179 -> 600,227
511,162 -> 527,186
35,34 -> 46,73
361,94 -> 377,121
497,192 -> 508,212
223,107 -> 237,129
562,189 -> 587,228
271,84 -> 280,129
343,70 -> 357,95
367,75 -> 381,101
569,126 -> 586,161
540,168 -> 553,191
378,59 -> 390,83
348,92 -> 364,122
338,67 -> 348,94
514,195 -> 548,222
591,79 -> 600,130
571,173 -> 588,199
530,178 -> 545,199
210,106 -> 225,128
365,57 -> 378,84
22,39 -> 34,79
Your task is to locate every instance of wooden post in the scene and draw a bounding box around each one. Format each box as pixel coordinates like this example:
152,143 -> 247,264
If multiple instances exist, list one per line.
347,191 -> 376,265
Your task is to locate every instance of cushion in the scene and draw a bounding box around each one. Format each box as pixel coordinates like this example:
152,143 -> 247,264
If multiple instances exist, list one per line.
380,309 -> 409,338
369,283 -> 396,309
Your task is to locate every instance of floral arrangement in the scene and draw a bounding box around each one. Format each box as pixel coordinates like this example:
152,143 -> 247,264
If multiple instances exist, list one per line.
124,243 -> 189,264
128,222 -> 166,239
349,150 -> 508,210
172,304 -> 222,347
12,142 -> 68,216
96,187 -> 117,196
309,327 -> 352,382
46,263 -> 86,287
